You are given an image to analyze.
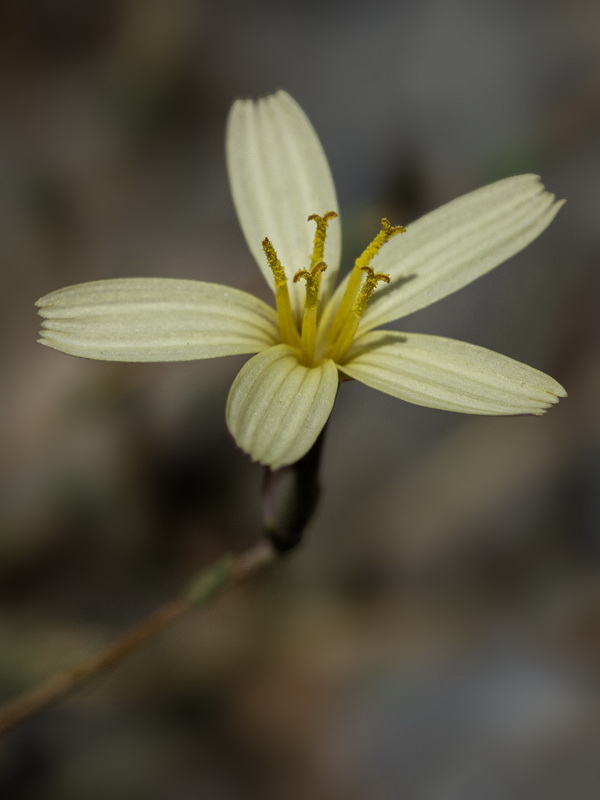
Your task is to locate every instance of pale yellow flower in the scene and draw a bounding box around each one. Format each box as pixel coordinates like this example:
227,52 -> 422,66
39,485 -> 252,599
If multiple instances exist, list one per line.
37,91 -> 566,469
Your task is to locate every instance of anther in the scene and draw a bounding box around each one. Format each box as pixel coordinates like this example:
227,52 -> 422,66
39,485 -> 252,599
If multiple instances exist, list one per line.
353,267 -> 391,317
293,261 -> 328,284
293,261 -> 327,309
326,217 -> 405,346
380,218 -> 406,238
354,218 -> 406,272
262,237 -> 287,288
308,211 -> 338,267
262,237 -> 300,348
361,266 -> 391,283
293,261 -> 328,364
329,266 -> 391,363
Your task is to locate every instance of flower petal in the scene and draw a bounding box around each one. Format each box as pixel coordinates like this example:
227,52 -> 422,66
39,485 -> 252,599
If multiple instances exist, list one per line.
36,278 -> 279,361
226,91 -> 341,313
358,175 -> 564,331
342,331 -> 566,415
226,344 -> 338,468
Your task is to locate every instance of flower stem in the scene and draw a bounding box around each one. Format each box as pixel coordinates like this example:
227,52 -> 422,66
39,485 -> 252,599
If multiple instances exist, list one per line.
0,432 -> 329,736
262,424 -> 329,553
0,540 -> 276,737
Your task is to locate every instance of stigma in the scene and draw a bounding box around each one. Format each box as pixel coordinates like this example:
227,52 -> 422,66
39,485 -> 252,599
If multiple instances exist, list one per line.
263,213 -> 405,367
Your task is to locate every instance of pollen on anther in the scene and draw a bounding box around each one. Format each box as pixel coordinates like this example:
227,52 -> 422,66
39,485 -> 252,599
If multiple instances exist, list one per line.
381,218 -> 406,238
308,212 -> 338,267
262,237 -> 288,287
294,261 -> 328,284
308,211 -> 338,223
352,266 -> 391,318
361,266 -> 391,284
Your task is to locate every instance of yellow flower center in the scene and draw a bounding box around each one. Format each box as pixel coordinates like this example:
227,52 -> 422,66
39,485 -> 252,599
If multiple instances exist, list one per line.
262,213 -> 405,367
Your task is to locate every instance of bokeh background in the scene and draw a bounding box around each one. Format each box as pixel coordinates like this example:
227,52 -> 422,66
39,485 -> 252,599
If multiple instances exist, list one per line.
1,0 -> 599,797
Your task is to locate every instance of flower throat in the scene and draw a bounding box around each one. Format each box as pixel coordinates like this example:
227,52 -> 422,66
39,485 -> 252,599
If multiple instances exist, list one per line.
262,213 -> 405,367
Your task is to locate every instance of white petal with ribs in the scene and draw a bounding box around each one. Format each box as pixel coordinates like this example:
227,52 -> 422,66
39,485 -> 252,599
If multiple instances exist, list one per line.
343,331 -> 566,415
36,278 -> 279,361
227,91 -> 341,314
356,175 -> 564,332
226,344 -> 338,468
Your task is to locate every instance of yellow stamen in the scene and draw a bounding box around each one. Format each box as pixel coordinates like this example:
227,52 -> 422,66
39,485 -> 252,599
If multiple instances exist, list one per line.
327,218 -> 405,344
308,211 -> 338,268
293,261 -> 328,364
356,218 -> 405,271
330,267 -> 391,362
354,267 -> 391,313
262,237 -> 300,348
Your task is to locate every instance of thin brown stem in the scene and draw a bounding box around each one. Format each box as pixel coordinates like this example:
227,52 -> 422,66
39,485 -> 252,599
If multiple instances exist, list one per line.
0,539 -> 276,737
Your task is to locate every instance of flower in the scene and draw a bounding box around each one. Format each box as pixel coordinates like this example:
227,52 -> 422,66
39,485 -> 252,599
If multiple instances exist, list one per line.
36,91 -> 566,469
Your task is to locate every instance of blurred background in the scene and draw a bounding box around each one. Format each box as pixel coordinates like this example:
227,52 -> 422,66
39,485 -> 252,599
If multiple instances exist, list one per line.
1,0 -> 599,797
